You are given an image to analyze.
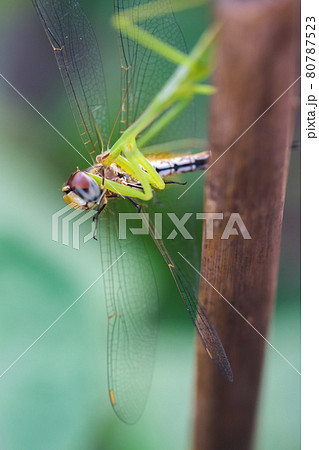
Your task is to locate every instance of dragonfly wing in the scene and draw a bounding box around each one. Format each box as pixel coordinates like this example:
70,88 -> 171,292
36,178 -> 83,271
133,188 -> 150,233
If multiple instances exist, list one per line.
32,0 -> 109,162
145,207 -> 233,382
167,259 -> 233,382
99,200 -> 159,424
114,0 -> 195,147
113,1 -> 229,378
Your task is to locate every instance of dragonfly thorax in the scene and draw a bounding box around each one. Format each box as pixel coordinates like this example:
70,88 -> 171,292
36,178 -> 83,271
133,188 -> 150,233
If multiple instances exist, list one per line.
62,171 -> 101,210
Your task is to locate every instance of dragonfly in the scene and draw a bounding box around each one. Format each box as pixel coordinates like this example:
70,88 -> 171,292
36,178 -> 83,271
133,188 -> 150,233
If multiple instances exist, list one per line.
32,0 -> 233,424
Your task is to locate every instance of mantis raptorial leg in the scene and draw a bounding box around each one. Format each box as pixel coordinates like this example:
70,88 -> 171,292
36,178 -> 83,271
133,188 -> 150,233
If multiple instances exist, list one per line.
137,98 -> 192,148
113,0 -> 210,64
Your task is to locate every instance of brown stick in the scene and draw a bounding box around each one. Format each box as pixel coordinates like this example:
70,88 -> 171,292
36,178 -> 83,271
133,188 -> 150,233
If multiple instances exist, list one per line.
194,0 -> 300,449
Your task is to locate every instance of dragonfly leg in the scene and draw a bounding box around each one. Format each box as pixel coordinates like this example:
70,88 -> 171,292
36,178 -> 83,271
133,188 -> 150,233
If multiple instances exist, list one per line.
125,197 -> 141,213
93,204 -> 106,240
164,180 -> 187,186
93,191 -> 107,240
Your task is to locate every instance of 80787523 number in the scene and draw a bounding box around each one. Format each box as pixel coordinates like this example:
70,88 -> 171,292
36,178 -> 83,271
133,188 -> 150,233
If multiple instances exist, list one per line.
306,16 -> 316,78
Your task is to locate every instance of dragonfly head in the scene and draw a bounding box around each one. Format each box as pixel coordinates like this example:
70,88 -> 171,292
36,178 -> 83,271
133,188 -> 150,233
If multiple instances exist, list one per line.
62,171 -> 101,210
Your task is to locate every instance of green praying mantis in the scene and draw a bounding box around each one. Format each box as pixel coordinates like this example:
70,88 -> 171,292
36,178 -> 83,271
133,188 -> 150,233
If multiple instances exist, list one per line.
90,0 -> 219,202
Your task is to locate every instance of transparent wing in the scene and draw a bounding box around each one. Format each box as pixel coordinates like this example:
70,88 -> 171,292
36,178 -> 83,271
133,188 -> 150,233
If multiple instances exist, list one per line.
99,200 -> 159,424
33,0 -> 109,162
144,210 -> 233,382
114,0 -> 195,147
114,2 -> 232,380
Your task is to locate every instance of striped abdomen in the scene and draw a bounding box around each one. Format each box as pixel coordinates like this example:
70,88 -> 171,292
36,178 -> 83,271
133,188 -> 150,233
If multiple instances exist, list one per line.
147,151 -> 211,178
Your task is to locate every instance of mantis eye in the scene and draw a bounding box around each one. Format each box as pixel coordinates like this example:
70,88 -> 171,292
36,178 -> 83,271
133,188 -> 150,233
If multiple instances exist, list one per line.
62,171 -> 101,209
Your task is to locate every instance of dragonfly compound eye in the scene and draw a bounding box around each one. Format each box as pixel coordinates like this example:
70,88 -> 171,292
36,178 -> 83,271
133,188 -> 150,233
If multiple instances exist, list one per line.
62,171 -> 101,209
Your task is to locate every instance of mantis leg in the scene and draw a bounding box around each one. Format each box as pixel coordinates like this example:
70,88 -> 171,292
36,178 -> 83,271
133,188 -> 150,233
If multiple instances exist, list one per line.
115,155 -> 151,185
113,0 -> 210,66
113,14 -> 188,67
90,140 -> 165,201
88,172 -> 156,201
123,142 -> 165,197
137,98 -> 192,148
95,2 -> 221,189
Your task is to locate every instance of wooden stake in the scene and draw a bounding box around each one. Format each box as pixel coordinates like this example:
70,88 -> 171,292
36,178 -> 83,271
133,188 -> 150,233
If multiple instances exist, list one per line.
194,0 -> 300,449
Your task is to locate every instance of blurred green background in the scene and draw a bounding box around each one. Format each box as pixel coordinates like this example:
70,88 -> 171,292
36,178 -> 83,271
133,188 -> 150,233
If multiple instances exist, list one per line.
0,1 -> 300,449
